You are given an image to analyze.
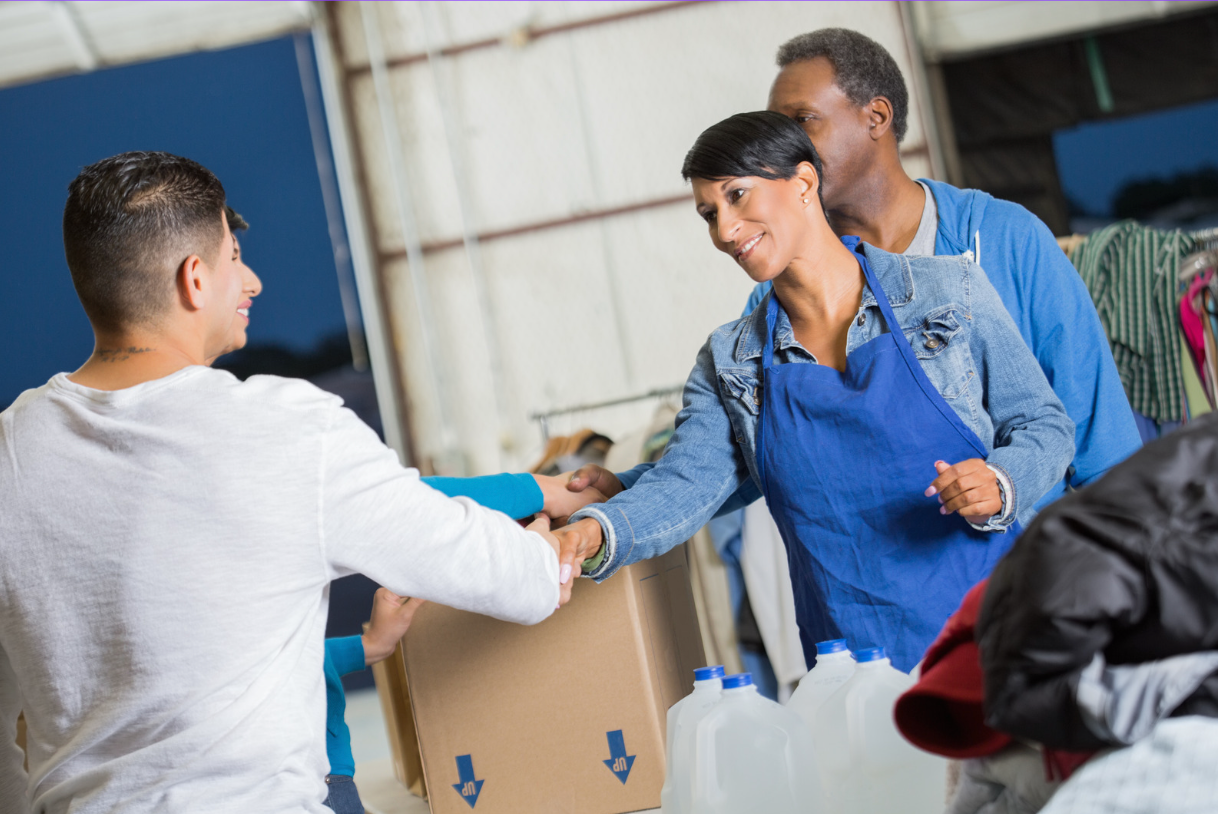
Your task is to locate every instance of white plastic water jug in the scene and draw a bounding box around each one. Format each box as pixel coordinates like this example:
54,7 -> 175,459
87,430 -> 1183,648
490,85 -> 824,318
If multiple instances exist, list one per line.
811,647 -> 947,814
660,665 -> 725,814
691,673 -> 825,814
785,638 -> 856,729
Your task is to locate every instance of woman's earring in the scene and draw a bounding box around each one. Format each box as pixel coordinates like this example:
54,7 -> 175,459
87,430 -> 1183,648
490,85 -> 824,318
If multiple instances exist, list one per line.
802,197 -> 809,204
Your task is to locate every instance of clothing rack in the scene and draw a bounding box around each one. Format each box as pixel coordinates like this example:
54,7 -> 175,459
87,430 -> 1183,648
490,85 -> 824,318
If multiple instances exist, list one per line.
1181,227 -> 1218,279
531,385 -> 684,440
1191,226 -> 1218,248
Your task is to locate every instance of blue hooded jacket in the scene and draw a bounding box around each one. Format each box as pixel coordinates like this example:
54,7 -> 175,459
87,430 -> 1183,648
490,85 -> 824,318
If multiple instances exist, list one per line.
730,179 -> 1141,507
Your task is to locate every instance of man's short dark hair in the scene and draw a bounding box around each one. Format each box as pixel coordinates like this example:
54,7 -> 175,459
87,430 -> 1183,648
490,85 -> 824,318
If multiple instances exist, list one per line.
225,206 -> 248,232
63,151 -> 227,332
776,28 -> 909,144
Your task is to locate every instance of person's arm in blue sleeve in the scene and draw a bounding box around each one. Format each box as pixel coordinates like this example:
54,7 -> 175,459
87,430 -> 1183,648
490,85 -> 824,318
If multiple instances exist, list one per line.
614,463 -> 652,491
568,339 -> 752,582
325,635 -> 366,678
423,473 -> 542,519
964,260 -> 1076,527
715,478 -> 762,515
994,204 -> 1141,488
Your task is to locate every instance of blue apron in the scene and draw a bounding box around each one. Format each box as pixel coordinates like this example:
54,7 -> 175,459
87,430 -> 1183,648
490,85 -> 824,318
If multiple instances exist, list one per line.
755,237 -> 1019,672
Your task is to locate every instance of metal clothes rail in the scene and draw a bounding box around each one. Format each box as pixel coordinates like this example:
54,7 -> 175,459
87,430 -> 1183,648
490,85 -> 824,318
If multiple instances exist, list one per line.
531,385 -> 684,441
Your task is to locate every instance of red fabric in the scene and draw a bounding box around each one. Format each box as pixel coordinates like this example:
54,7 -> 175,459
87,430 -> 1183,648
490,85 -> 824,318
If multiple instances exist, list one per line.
1043,748 -> 1094,782
894,579 -> 1097,778
1181,271 -> 1211,374
894,580 -> 1012,758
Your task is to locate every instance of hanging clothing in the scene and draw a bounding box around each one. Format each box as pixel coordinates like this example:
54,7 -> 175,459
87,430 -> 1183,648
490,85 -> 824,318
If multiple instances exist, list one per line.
1181,334 -> 1212,419
755,241 -> 1023,671
1180,270 -> 1212,376
1205,288 -> 1218,407
1068,221 -> 1197,422
740,498 -> 807,689
528,428 -> 613,475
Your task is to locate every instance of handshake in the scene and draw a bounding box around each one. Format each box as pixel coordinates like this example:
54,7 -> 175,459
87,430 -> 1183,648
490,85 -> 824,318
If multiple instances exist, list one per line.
363,465 -> 625,663
528,465 -> 624,607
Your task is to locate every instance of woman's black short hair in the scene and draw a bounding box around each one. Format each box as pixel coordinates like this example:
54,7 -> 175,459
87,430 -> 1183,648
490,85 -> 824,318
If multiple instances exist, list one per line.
681,111 -> 825,207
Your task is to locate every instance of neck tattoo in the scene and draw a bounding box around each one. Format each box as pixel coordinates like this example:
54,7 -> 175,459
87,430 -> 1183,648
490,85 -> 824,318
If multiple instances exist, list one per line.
96,347 -> 156,363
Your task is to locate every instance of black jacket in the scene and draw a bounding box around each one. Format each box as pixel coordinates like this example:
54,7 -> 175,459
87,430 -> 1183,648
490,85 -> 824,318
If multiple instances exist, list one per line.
976,413 -> 1218,751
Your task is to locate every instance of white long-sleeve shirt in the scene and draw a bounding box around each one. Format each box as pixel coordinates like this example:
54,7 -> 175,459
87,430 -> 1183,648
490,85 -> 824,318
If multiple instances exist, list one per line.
0,367 -> 559,814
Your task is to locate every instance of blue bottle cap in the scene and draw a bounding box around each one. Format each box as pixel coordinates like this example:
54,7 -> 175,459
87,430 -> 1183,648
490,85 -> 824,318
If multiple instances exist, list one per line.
855,647 -> 887,663
721,673 -> 754,690
815,639 -> 849,655
694,665 -> 726,681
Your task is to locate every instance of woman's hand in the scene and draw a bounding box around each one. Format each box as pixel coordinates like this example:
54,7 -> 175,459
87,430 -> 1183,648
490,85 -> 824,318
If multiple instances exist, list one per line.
925,459 -> 1002,525
551,517 -> 605,606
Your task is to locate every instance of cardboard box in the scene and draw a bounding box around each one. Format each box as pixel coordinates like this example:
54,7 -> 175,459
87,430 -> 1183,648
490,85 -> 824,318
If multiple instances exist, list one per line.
371,634 -> 428,798
374,543 -> 705,814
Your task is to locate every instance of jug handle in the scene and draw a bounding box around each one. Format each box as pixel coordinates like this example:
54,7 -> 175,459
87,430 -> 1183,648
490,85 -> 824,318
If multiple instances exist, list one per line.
692,718 -> 721,807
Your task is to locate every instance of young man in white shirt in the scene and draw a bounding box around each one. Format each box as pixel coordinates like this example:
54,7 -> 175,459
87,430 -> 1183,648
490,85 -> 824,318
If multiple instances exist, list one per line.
0,151 -> 569,814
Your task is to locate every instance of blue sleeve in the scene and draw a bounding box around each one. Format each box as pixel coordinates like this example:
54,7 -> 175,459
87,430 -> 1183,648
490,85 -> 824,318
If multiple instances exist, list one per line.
325,635 -> 366,677
713,478 -> 762,516
570,341 -> 751,581
422,472 -> 544,520
964,260 -> 1076,527
984,203 -> 1142,489
743,282 -> 771,319
615,462 -> 653,490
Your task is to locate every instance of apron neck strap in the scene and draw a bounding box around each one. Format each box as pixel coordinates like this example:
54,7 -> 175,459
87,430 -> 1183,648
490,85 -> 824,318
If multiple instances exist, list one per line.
762,238 -> 897,370
763,293 -> 780,370
847,239 -> 901,333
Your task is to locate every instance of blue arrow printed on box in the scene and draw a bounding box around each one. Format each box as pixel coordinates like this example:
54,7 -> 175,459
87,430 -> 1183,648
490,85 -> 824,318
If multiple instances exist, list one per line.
452,754 -> 484,808
603,730 -> 636,784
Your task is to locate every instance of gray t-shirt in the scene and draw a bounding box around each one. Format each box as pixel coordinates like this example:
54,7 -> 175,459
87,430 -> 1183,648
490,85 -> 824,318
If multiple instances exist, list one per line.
904,181 -> 938,256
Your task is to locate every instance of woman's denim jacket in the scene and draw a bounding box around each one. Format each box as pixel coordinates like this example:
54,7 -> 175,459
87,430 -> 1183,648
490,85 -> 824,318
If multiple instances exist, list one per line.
570,242 -> 1075,581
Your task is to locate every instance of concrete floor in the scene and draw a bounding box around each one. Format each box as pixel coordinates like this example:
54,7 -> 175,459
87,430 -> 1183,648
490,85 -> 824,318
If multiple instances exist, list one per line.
345,688 -> 427,814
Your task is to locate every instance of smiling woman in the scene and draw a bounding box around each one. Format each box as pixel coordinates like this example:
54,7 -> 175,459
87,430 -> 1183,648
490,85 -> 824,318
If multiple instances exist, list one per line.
561,110 -> 1076,675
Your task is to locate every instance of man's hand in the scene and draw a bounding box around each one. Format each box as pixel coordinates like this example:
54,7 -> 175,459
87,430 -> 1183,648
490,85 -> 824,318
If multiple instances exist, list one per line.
566,465 -> 624,502
362,588 -> 427,666
533,474 -> 607,525
551,517 -> 605,606
925,459 -> 1002,525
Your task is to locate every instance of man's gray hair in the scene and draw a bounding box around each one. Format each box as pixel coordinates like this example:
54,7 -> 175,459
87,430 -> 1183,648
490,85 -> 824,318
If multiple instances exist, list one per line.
777,28 -> 909,144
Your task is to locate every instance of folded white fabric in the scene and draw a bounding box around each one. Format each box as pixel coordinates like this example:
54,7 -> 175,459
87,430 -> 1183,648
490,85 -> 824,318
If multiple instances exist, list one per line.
948,743 -> 1059,814
1039,717 -> 1218,814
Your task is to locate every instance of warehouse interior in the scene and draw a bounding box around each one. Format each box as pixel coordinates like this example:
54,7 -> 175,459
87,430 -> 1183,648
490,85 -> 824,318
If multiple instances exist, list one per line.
3,2 -> 1218,814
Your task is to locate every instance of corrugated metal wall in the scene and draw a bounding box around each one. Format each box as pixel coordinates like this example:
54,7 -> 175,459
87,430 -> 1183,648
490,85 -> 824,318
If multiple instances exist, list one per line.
321,1 -> 940,474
